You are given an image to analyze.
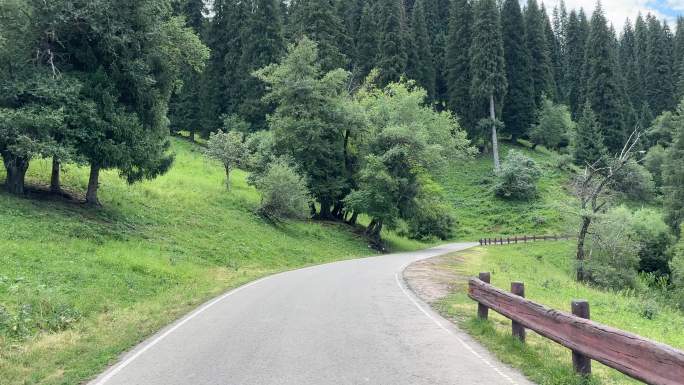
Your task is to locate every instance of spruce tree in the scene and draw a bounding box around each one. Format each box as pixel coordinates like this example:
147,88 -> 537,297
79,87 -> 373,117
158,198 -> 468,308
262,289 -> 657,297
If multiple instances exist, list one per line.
664,100 -> 684,233
470,0 -> 507,172
553,2 -> 569,103
574,102 -> 608,165
542,4 -> 560,101
675,17 -> 684,77
445,0 -> 473,130
501,0 -> 534,141
564,10 -> 587,117
288,0 -> 350,72
584,3 -> 625,153
524,0 -> 554,108
355,1 -> 379,80
646,17 -> 675,115
620,20 -> 641,110
634,14 -> 650,111
238,0 -> 285,131
406,0 -> 435,98
377,0 -> 408,85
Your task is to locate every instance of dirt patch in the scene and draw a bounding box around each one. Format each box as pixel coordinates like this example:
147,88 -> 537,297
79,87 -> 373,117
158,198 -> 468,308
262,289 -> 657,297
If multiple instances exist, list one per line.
403,253 -> 469,304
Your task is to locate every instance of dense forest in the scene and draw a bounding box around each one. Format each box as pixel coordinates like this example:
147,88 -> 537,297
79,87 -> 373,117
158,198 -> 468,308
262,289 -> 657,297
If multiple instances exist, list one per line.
2,0 -> 684,285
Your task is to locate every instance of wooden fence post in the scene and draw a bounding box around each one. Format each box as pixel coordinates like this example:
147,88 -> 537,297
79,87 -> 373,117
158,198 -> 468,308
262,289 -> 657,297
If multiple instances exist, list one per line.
572,300 -> 592,376
479,239 -> 483,246
477,272 -> 491,320
532,235 -> 536,242
515,236 -> 518,244
511,282 -> 526,342
523,235 -> 527,243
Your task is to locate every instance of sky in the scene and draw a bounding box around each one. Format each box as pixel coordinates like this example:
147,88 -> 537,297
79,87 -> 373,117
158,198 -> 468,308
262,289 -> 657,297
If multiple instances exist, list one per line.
538,0 -> 683,30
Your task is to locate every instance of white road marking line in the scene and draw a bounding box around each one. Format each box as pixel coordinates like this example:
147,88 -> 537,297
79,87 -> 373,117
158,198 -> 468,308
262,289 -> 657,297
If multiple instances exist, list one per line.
394,270 -> 520,385
90,276 -> 273,385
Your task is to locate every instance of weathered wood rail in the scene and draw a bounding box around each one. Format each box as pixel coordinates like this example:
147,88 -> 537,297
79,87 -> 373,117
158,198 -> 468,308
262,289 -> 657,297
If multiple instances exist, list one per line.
468,274 -> 684,385
478,234 -> 572,246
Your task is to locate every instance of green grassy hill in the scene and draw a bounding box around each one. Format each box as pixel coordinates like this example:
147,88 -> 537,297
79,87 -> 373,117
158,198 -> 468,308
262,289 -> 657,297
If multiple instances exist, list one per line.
0,138 -> 424,385
439,142 -> 575,239
439,242 -> 684,385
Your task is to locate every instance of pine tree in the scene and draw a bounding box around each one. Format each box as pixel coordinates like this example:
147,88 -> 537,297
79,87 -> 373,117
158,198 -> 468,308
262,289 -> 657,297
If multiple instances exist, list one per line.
584,3 -> 625,153
288,0 -> 350,72
202,0 -> 248,134
238,0 -> 285,131
634,14 -> 650,110
542,4 -> 560,101
674,17 -> 684,99
664,100 -> 684,233
574,102 -> 607,165
169,0 -> 206,140
645,17 -> 675,115
524,0 -> 554,108
553,2 -> 569,102
470,0 -> 507,172
445,0 -> 473,130
376,0 -> 408,85
564,10 -> 587,117
501,0 -> 534,141
620,20 -> 640,110
355,1 -> 379,80
406,0 -> 435,98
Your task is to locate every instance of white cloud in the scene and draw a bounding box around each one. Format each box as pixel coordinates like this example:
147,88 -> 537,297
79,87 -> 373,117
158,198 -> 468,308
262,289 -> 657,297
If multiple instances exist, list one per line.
537,0 -> 674,31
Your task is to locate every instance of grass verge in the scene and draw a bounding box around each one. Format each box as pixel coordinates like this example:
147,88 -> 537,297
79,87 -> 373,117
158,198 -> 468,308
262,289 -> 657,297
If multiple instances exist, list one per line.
436,242 -> 684,385
0,138 -> 425,385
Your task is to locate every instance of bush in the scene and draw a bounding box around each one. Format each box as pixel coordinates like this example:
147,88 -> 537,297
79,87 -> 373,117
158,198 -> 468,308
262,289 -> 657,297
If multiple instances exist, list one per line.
644,145 -> 667,188
585,207 -> 640,290
611,160 -> 655,201
631,208 -> 675,276
406,200 -> 455,240
670,231 -> 684,310
494,150 -> 542,200
255,159 -> 310,220
244,130 -> 277,185
529,96 -> 574,150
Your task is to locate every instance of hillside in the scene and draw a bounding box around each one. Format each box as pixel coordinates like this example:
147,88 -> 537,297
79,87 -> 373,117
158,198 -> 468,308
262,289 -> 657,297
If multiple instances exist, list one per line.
0,138 -> 424,385
437,242 -> 684,385
439,142 -> 575,239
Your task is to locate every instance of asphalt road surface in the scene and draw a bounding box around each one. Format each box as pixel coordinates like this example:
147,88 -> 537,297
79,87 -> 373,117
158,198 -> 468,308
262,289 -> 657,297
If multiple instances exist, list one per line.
89,243 -> 534,385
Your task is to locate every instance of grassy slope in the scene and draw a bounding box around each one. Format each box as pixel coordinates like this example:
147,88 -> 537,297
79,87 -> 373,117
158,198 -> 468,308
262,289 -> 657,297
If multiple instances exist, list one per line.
0,138 -> 425,385
438,242 -> 684,385
438,143 -> 574,240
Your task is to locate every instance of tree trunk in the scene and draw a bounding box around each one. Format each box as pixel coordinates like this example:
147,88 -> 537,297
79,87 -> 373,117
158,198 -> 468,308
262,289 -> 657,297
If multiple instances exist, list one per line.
3,155 -> 29,195
85,164 -> 101,206
332,201 -> 344,220
190,129 -> 196,142
318,199 -> 332,219
576,216 -> 591,281
225,166 -> 231,190
50,157 -> 61,193
347,211 -> 358,225
490,93 -> 501,173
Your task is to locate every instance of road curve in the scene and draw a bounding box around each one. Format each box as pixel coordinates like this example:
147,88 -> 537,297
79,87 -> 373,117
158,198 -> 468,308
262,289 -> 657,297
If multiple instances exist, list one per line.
89,243 -> 534,385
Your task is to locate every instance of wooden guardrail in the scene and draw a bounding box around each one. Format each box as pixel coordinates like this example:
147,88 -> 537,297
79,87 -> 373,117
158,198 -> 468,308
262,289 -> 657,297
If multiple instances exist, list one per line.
468,273 -> 684,385
478,234 -> 572,246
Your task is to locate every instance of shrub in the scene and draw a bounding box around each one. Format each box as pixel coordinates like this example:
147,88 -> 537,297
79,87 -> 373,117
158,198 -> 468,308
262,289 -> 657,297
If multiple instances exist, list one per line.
585,207 -> 640,290
631,208 -> 675,276
255,159 -> 310,220
611,160 -> 655,201
407,200 -> 456,240
494,150 -> 542,200
244,130 -> 277,185
670,231 -> 684,310
529,96 -> 574,150
644,145 -> 667,188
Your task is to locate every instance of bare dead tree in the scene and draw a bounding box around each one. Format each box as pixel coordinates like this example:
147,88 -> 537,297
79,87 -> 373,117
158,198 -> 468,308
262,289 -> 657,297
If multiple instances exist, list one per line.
573,129 -> 643,281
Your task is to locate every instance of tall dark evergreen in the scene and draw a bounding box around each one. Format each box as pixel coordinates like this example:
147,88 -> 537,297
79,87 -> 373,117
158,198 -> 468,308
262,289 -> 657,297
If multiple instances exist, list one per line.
500,0 -> 534,141
620,21 -> 641,111
445,0 -> 473,130
675,17 -> 684,77
646,17 -> 676,115
574,101 -> 607,165
238,0 -> 285,131
288,0 -> 350,72
524,0 -> 554,108
542,4 -> 560,101
584,3 -> 625,153
377,0 -> 408,85
202,0 -> 248,134
406,0 -> 435,98
355,1 -> 379,80
169,0 -> 207,140
470,0 -> 507,171
564,10 -> 587,117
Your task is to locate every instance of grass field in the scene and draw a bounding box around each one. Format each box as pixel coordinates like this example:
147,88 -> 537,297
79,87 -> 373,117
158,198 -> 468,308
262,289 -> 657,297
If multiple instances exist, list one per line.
438,142 -> 575,240
437,242 -> 684,385
0,138 -> 426,385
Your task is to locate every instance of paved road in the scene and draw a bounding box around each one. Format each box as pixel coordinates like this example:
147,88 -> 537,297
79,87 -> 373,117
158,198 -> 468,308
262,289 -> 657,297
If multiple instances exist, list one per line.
89,243 -> 534,385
